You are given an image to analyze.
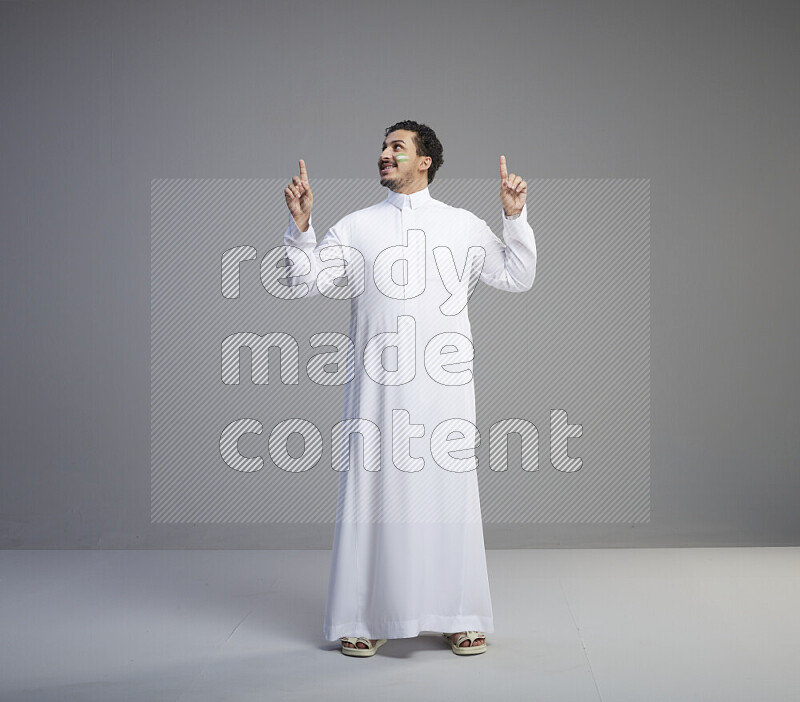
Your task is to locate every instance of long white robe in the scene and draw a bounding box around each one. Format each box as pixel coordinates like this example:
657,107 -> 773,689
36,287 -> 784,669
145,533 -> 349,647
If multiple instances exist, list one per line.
282,185 -> 537,641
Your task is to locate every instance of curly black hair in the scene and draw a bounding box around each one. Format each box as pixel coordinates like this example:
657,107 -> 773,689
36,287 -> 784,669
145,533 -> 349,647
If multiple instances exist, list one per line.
384,120 -> 444,184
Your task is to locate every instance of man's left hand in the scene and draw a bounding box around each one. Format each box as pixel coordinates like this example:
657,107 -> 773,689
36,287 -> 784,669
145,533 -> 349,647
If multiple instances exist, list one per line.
500,155 -> 527,217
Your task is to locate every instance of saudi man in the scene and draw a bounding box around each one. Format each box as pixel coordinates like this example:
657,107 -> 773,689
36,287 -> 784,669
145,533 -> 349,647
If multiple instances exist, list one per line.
282,120 -> 536,656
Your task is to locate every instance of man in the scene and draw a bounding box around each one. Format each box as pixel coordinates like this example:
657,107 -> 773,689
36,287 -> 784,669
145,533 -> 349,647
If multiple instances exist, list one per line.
282,120 -> 536,656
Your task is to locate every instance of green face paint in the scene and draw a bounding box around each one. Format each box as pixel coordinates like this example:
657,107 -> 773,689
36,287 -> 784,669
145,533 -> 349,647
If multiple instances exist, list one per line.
395,154 -> 409,162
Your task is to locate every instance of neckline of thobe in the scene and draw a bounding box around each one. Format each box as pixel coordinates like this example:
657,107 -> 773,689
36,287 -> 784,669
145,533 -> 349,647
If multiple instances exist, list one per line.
385,186 -> 433,210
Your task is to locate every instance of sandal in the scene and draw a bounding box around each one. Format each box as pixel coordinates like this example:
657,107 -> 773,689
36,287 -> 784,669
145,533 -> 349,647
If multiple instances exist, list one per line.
442,631 -> 487,655
339,636 -> 387,657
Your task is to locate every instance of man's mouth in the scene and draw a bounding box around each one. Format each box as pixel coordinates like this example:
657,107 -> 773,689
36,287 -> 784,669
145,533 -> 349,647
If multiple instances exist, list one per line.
380,163 -> 395,175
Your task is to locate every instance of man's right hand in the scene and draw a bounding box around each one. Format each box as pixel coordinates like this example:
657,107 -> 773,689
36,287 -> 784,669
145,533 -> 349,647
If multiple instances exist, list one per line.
284,159 -> 313,232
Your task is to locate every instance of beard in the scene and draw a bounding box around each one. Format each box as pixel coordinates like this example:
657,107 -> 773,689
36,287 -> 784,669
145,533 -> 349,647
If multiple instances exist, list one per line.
379,170 -> 407,191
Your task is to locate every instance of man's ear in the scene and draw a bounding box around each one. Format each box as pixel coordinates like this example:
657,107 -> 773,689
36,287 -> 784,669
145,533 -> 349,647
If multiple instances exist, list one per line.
419,156 -> 432,173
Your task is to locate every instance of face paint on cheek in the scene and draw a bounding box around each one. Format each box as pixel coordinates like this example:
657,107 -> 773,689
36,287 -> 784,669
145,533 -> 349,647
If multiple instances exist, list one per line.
395,154 -> 409,162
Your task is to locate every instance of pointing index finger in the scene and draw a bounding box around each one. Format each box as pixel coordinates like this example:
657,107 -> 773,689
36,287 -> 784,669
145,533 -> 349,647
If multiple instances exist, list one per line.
500,155 -> 508,181
299,159 -> 309,184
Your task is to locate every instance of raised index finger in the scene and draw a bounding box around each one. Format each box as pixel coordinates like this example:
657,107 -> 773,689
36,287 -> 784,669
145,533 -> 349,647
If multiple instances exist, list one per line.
299,159 -> 309,184
500,155 -> 508,181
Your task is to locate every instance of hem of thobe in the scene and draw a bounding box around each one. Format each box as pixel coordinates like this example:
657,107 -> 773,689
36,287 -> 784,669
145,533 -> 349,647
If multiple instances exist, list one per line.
323,615 -> 494,641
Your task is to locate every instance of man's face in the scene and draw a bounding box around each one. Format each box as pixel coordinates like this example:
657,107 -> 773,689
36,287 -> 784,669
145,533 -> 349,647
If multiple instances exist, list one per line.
378,129 -> 429,191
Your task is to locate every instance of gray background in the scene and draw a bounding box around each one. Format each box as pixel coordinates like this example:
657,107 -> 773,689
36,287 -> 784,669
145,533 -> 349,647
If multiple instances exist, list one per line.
1,0 -> 798,548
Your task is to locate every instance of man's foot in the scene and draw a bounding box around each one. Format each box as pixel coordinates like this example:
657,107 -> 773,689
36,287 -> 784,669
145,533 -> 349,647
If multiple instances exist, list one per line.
446,631 -> 485,647
341,638 -> 377,649
339,636 -> 387,657
442,631 -> 487,655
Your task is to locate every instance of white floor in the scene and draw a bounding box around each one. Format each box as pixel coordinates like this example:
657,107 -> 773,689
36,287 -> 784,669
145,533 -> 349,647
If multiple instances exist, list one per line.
1,547 -> 798,701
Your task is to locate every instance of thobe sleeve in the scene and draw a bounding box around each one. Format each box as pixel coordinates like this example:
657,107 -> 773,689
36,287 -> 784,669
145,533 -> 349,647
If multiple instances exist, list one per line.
474,203 -> 537,292
282,211 -> 349,298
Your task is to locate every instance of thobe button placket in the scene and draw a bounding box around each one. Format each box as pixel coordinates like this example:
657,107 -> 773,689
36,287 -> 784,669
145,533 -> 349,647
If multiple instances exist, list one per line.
401,201 -> 412,304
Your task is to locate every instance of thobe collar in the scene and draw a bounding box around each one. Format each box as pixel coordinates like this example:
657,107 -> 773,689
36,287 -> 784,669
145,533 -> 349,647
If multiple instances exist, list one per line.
386,186 -> 433,210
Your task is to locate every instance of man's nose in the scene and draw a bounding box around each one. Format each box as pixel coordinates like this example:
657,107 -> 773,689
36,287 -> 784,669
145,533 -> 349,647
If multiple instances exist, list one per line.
380,147 -> 393,161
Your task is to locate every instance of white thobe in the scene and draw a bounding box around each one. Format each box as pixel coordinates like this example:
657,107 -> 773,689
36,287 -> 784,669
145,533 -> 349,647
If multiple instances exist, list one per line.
282,185 -> 537,641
